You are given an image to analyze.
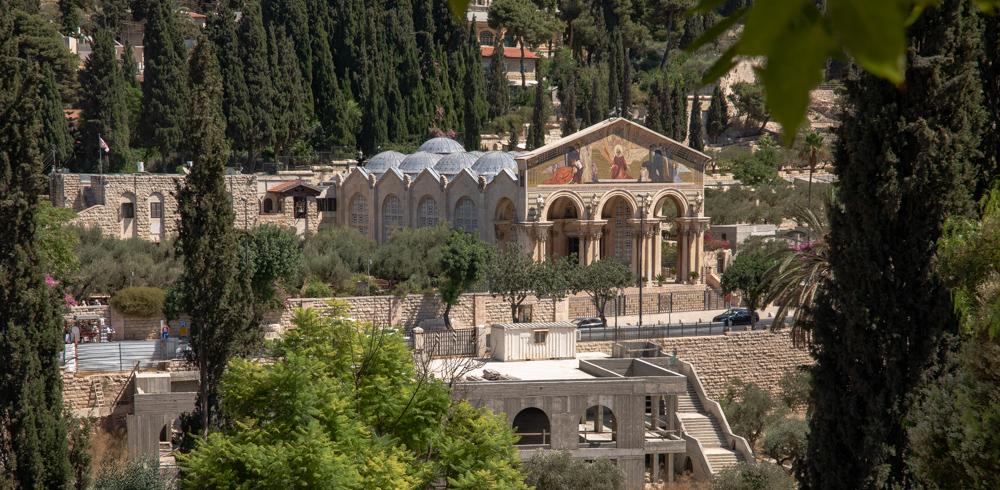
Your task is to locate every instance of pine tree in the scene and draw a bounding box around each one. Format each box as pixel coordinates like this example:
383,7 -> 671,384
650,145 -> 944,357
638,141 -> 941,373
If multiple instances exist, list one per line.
672,81 -> 687,142
207,4 -> 250,154
176,36 -> 260,437
527,80 -> 547,149
688,91 -> 703,151
270,26 -> 307,159
239,0 -> 276,170
0,10 -> 73,486
39,64 -> 73,166
802,1 -> 985,487
140,0 -> 189,172
560,71 -> 578,136
59,0 -> 85,35
78,27 -> 130,173
487,40 -> 510,118
96,0 -> 130,37
706,83 -> 728,142
463,21 -> 488,150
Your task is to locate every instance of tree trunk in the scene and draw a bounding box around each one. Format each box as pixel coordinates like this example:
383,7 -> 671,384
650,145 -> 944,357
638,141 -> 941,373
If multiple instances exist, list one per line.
443,301 -> 452,329
199,330 -> 208,437
519,38 -> 527,88
808,165 -> 814,207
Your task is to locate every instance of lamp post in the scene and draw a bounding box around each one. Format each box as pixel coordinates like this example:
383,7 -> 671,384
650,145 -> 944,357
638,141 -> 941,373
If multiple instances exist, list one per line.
637,193 -> 646,327
241,197 -> 249,267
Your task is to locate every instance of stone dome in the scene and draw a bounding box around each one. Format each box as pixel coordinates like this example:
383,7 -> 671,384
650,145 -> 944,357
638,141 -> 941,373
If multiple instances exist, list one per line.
398,151 -> 443,173
433,152 -> 479,175
467,151 -> 485,158
418,137 -> 464,154
471,151 -> 518,178
363,150 -> 406,174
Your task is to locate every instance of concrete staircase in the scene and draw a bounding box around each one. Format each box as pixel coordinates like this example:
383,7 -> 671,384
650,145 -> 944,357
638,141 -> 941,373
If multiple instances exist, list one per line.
677,380 -> 744,473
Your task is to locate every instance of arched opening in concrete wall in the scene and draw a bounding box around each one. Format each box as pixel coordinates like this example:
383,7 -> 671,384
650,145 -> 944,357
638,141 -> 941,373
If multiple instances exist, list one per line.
512,407 -> 550,446
119,192 -> 136,239
599,196 -> 634,269
493,198 -> 517,250
653,193 -> 686,280
262,197 -> 274,214
579,405 -> 617,447
545,195 -> 584,263
148,193 -> 164,242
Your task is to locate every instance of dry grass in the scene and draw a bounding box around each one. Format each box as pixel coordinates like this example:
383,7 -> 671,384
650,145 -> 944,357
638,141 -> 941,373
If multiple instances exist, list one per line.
88,425 -> 128,476
647,471 -> 710,490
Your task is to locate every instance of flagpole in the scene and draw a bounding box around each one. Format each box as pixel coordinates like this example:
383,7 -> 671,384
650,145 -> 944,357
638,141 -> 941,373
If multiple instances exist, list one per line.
98,133 -> 103,178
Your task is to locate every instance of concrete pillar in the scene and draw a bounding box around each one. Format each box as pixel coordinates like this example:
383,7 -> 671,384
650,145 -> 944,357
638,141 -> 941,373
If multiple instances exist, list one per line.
651,453 -> 659,483
474,295 -> 487,326
594,406 -> 604,433
668,454 -> 674,483
413,327 -> 424,352
676,223 -> 689,282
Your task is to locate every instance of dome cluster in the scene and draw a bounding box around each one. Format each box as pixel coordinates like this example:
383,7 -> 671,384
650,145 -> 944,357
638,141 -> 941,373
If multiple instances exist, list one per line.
362,138 -> 519,182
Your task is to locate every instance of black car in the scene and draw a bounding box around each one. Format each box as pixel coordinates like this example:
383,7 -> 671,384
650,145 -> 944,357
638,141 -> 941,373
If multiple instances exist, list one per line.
712,308 -> 758,326
572,318 -> 605,329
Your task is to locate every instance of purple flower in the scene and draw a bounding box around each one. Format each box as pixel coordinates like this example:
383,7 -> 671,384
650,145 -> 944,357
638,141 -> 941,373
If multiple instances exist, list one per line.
45,274 -> 59,287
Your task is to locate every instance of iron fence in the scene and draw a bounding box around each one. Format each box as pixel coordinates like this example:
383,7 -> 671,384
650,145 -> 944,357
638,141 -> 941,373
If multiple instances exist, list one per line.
421,329 -> 477,357
569,289 -> 737,319
577,322 -> 727,342
63,340 -> 182,373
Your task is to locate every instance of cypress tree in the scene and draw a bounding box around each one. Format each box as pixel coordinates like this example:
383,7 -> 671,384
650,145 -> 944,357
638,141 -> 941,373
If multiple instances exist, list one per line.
78,27 -> 130,173
207,4 -> 250,154
140,0 -> 188,172
588,68 -> 605,124
58,0 -> 84,35
121,40 -> 139,89
308,0 -> 353,149
621,47 -> 632,119
39,64 -> 73,166
463,21 -> 487,150
645,78 -> 662,133
706,83 -> 728,142
688,91 -> 703,151
802,1 -> 985,487
527,80 -> 547,149
239,0 -> 276,170
0,10 -> 73,486
560,71 -> 578,137
672,81 -> 687,142
261,0 -> 312,112
177,36 -> 260,437
487,40 -> 510,118
607,28 -> 621,116
270,26 -> 308,159
96,0 -> 130,37
977,13 -> 999,196
394,0 -> 428,142
659,77 -> 674,138
359,14 -> 388,154
386,68 -> 408,143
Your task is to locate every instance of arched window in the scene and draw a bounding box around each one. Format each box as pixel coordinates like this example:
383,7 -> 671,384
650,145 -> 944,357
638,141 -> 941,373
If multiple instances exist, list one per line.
613,200 -> 632,266
350,195 -> 369,236
418,197 -> 439,228
455,198 -> 477,233
262,197 -> 273,214
383,195 -> 402,243
479,31 -> 494,46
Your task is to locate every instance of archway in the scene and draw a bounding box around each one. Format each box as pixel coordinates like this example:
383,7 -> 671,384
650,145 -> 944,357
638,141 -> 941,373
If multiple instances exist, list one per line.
545,195 -> 585,263
599,196 -> 635,270
119,193 -> 136,239
652,193 -> 686,282
579,405 -> 617,447
493,198 -> 518,250
512,407 -> 550,446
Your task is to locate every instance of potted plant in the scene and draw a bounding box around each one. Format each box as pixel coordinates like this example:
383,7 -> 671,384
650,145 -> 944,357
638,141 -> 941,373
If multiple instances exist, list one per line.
655,274 -> 666,286
689,271 -> 700,284
669,267 -> 677,279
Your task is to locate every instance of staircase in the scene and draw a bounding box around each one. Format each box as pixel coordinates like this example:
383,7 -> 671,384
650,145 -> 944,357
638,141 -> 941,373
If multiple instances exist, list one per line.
677,379 -> 745,474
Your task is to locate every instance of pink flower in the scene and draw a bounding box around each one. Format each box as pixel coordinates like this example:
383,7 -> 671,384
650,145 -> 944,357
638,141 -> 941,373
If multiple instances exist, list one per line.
65,293 -> 78,307
45,274 -> 59,287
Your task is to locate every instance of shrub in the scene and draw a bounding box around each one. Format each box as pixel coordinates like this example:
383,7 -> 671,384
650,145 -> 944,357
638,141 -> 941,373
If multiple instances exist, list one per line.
110,286 -> 166,317
302,279 -> 332,298
760,417 -> 808,471
719,379 -> 787,448
711,461 -> 795,490
92,453 -> 171,490
778,368 -> 812,411
521,450 -> 625,490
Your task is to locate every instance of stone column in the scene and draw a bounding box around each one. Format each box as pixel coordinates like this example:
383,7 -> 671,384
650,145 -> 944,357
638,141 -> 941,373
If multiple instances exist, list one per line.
675,222 -> 689,282
653,222 -> 664,280
695,218 -> 710,283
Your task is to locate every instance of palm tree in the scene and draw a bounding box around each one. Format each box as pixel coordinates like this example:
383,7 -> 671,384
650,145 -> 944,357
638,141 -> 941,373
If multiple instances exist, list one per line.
798,131 -> 826,206
762,205 -> 830,347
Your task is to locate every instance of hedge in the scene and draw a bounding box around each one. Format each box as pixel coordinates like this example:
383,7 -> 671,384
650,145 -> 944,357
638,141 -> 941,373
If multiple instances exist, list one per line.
110,286 -> 166,318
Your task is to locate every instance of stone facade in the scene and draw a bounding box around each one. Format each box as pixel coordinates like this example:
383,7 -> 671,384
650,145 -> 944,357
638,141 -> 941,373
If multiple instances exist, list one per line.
577,329 -> 814,399
61,369 -> 131,412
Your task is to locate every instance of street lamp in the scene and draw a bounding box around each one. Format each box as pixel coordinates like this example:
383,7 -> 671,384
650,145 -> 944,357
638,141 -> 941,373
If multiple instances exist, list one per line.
241,197 -> 249,267
637,193 -> 646,327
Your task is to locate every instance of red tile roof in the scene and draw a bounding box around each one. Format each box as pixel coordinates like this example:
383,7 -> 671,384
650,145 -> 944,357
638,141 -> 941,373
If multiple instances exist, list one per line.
481,46 -> 540,60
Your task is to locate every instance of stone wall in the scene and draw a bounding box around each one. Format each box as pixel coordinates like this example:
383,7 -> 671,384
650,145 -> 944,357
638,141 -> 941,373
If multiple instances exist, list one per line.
62,369 -> 132,411
577,329 -> 814,399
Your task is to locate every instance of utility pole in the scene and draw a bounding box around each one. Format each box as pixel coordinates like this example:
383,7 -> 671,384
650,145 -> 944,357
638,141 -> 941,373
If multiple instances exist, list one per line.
637,193 -> 646,327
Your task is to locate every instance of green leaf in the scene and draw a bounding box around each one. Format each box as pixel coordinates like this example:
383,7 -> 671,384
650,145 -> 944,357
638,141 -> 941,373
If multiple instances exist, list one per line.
700,44 -> 740,87
739,0 -> 812,55
827,0 -> 907,83
448,0 -> 471,18
756,4 -> 837,146
685,8 -> 748,53
972,0 -> 999,14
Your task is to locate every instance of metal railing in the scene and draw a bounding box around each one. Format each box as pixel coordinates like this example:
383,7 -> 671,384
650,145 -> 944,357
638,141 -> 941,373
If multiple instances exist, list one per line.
577,322 -> 728,342
70,340 -> 181,373
569,290 -> 737,319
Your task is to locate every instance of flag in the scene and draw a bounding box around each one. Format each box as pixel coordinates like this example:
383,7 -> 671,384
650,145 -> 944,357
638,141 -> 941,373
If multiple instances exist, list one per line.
99,136 -> 110,153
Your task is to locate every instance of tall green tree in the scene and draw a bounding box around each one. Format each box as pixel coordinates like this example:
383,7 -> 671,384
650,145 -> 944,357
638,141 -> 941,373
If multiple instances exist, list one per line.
560,71 -> 578,136
570,258 -> 633,331
39,65 -> 73,166
802,1 -> 985,487
358,14 -> 388,155
727,81 -> 768,136
672,81 -> 686,142
463,21 -> 488,150
238,0 -> 276,169
720,240 -> 778,329
688,91 -> 703,151
307,0 -> 354,149
78,27 -> 130,173
488,0 -> 542,88
140,0 -> 189,172
798,131 -> 826,206
439,231 -> 489,328
486,40 -> 510,119
270,26 -> 308,159
207,4 -> 250,154
527,80 -> 547,150
706,83 -> 729,142
645,78 -> 663,133
175,36 -> 260,437
0,10 -> 73,486
488,244 -> 574,323
607,28 -> 620,116
13,10 -> 80,105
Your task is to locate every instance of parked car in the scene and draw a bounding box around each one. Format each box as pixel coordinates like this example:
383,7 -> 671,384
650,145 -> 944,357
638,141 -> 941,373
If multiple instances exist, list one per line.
572,318 -> 605,329
712,309 -> 758,326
